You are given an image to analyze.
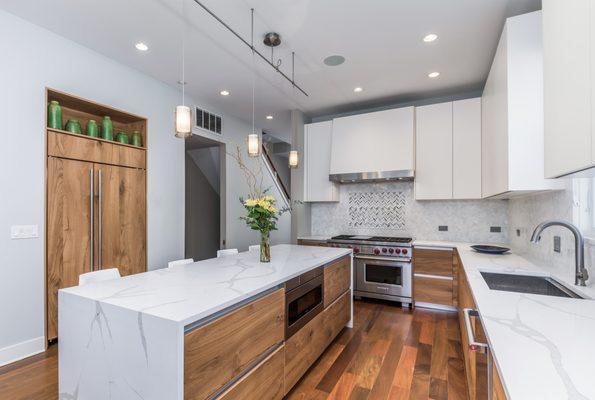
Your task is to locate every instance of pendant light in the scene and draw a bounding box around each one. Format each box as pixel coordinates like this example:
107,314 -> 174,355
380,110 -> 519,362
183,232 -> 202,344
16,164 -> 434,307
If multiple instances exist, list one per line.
247,9 -> 261,157
288,51 -> 300,168
175,0 -> 192,138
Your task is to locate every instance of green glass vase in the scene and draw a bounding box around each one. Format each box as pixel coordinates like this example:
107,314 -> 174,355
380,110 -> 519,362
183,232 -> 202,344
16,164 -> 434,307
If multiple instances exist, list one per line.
116,131 -> 129,144
131,131 -> 142,147
86,120 -> 99,137
101,116 -> 113,141
64,119 -> 82,134
47,101 -> 62,129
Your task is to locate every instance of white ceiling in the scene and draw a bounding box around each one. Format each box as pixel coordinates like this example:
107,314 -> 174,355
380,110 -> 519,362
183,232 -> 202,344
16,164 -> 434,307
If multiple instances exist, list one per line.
1,0 -> 541,142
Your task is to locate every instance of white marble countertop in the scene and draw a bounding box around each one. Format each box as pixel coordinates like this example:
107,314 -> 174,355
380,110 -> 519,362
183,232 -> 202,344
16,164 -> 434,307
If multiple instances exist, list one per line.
429,242 -> 595,399
297,235 -> 332,241
60,244 -> 352,327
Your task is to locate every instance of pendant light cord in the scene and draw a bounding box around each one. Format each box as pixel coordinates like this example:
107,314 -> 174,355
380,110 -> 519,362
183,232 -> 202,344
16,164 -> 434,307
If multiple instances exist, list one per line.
251,8 -> 255,136
182,0 -> 186,106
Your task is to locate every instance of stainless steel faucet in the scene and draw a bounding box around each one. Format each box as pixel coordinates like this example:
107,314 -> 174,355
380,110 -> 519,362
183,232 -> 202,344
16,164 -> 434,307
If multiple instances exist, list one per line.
530,220 -> 589,286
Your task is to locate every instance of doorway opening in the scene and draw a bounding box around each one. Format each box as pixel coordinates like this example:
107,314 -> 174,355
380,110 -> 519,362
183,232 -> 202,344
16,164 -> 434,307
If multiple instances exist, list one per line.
185,135 -> 225,261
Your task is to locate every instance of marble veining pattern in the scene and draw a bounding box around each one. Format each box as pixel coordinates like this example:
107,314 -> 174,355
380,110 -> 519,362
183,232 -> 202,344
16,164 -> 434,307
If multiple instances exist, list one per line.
420,241 -> 595,399
59,245 -> 353,400
312,182 -> 509,243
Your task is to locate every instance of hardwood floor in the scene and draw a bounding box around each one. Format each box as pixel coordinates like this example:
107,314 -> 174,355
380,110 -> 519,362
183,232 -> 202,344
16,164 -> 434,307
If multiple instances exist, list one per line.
0,300 -> 467,400
286,300 -> 468,400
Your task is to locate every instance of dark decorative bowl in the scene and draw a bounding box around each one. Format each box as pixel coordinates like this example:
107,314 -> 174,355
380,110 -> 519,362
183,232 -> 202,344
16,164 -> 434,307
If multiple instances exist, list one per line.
471,245 -> 511,254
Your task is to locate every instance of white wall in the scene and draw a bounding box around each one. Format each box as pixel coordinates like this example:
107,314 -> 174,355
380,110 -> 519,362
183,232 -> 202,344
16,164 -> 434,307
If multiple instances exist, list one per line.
0,9 -> 290,365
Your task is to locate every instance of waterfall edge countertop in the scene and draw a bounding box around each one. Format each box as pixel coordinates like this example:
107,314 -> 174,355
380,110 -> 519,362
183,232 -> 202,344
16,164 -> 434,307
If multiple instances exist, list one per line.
60,244 -> 352,326
415,240 -> 595,400
58,244 -> 353,400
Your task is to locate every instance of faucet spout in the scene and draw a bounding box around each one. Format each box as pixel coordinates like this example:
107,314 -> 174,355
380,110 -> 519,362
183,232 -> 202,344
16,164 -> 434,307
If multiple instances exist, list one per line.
530,220 -> 588,286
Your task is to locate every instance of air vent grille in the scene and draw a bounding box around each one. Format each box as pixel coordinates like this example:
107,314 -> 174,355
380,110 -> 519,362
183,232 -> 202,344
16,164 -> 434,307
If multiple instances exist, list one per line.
195,106 -> 222,134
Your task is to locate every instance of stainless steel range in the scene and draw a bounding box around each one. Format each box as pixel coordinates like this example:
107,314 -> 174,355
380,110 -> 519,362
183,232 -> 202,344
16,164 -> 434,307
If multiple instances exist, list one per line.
328,235 -> 412,306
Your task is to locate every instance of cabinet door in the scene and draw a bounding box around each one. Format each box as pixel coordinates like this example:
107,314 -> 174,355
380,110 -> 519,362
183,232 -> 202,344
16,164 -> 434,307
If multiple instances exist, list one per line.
543,0 -> 592,177
415,102 -> 453,199
95,164 -> 146,276
453,98 -> 482,199
47,157 -> 94,340
304,121 -> 338,202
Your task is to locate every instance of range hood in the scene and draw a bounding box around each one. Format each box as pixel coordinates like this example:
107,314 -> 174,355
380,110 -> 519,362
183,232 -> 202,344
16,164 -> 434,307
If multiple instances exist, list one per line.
328,107 -> 416,184
329,169 -> 414,183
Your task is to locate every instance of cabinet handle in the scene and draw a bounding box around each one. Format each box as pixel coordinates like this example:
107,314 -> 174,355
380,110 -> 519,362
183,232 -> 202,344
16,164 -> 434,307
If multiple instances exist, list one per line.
89,169 -> 94,272
98,170 -> 102,270
463,308 -> 488,353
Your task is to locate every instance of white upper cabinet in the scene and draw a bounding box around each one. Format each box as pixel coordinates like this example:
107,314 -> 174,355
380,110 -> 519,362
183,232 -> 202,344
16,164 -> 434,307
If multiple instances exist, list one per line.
415,98 -> 481,200
415,102 -> 453,200
543,0 -> 594,177
482,11 -> 561,198
303,121 -> 339,202
453,98 -> 482,199
330,107 -> 415,175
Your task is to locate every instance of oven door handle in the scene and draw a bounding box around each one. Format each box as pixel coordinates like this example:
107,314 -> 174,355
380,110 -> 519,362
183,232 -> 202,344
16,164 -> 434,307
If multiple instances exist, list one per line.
357,255 -> 411,263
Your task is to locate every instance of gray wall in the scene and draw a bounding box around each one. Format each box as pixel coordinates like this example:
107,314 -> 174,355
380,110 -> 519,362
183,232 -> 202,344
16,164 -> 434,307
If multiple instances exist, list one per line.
185,154 -> 220,260
290,110 -> 311,243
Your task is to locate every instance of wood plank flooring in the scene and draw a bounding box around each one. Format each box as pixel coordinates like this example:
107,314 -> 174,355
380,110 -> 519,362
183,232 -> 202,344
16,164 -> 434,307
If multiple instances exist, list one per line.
286,300 -> 468,400
0,300 -> 467,400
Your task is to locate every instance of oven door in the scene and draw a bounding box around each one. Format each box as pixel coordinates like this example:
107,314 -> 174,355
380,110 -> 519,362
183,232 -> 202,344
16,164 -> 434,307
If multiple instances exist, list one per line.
355,256 -> 412,298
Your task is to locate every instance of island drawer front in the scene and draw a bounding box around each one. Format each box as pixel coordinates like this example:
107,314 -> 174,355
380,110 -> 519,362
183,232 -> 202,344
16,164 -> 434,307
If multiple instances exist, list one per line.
413,248 -> 454,276
184,288 -> 285,400
285,290 -> 350,394
323,255 -> 351,307
48,130 -> 146,169
414,275 -> 454,306
216,344 -> 285,400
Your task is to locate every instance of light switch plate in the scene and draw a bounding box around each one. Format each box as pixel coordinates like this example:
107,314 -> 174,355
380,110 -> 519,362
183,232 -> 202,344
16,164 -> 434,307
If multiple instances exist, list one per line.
10,225 -> 39,239
554,236 -> 561,253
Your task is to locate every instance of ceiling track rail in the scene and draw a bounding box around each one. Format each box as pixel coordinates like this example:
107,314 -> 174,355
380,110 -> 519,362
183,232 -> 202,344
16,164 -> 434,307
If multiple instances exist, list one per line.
190,0 -> 309,97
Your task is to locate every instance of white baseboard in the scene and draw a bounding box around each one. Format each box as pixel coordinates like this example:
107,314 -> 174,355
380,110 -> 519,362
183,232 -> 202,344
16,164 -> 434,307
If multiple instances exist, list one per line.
0,336 -> 45,367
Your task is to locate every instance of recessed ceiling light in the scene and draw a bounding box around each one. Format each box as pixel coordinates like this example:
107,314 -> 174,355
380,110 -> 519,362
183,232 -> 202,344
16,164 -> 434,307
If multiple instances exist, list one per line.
266,115 -> 273,120
423,34 -> 438,43
428,71 -> 440,78
135,42 -> 149,51
353,87 -> 363,93
323,55 -> 346,66
220,90 -> 230,96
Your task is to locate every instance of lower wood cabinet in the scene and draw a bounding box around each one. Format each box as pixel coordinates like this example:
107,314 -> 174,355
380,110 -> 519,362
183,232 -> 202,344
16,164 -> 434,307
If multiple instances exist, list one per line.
184,289 -> 285,400
297,239 -> 328,247
217,345 -> 285,400
492,359 -> 507,400
413,247 -> 456,308
323,255 -> 351,307
284,290 -> 350,394
414,275 -> 454,306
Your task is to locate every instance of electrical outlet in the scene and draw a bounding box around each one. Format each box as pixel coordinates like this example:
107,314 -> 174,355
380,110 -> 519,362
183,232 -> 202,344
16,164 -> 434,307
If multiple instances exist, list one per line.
554,236 -> 561,253
10,225 -> 39,239
490,226 -> 502,233
516,229 -> 521,237
438,225 -> 448,232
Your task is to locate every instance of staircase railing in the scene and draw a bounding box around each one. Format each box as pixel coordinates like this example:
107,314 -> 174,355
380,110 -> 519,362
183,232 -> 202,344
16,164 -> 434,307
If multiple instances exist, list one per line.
261,144 -> 290,207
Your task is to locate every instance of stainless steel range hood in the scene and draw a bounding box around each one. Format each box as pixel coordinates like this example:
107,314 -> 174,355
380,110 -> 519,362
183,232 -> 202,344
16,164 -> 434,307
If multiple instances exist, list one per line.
329,169 -> 415,183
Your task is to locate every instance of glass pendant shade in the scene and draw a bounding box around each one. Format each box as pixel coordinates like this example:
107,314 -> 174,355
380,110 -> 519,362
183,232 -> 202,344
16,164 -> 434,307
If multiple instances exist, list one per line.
175,105 -> 192,138
247,133 -> 261,157
288,150 -> 299,168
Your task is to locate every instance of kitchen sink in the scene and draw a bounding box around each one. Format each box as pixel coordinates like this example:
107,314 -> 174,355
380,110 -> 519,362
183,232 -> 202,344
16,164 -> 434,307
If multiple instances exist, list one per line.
480,272 -> 584,299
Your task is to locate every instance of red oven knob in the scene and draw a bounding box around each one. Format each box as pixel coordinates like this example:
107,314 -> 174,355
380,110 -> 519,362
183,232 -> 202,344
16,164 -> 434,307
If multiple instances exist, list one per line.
388,248 -> 394,254
402,248 -> 408,255
381,248 -> 387,253
373,248 -> 380,255
353,248 -> 360,254
395,248 -> 401,254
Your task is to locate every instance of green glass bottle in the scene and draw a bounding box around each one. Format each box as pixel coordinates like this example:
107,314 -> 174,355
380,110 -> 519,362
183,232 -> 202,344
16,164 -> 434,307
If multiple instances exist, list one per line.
86,120 -> 99,137
64,119 -> 82,134
116,131 -> 129,144
47,101 -> 62,129
131,131 -> 142,147
101,116 -> 113,141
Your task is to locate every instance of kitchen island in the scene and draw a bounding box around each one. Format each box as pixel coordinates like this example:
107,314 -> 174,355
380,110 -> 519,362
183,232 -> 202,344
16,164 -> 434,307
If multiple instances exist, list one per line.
58,244 -> 353,400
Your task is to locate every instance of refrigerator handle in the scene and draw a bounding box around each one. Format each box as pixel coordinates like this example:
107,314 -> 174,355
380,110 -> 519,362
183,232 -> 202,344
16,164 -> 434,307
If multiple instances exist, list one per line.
89,169 -> 94,271
98,170 -> 102,270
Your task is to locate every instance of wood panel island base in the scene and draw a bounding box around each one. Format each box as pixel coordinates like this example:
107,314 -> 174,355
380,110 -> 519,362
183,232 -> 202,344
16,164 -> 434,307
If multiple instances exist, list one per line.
58,245 -> 352,400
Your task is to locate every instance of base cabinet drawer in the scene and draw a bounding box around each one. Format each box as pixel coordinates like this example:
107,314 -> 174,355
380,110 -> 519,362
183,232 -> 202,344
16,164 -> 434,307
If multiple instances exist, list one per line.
324,255 -> 351,307
413,248 -> 454,276
184,289 -> 285,400
492,360 -> 507,400
285,290 -> 350,394
217,345 -> 285,400
414,275 -> 454,306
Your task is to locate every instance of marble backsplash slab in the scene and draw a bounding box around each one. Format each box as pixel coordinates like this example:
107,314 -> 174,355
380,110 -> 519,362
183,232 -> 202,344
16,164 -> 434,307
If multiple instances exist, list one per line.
311,182 -> 509,243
